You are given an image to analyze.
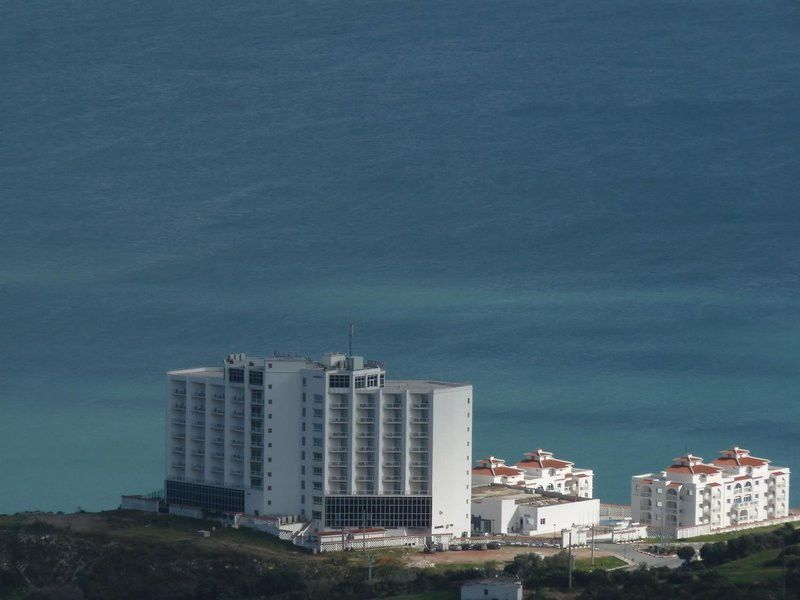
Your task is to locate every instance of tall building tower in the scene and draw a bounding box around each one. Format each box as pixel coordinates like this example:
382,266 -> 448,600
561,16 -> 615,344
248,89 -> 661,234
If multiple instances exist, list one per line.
165,352 -> 473,537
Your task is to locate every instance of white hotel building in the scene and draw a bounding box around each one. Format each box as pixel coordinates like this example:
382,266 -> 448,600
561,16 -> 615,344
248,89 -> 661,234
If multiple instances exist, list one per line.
165,352 -> 473,537
631,448 -> 791,536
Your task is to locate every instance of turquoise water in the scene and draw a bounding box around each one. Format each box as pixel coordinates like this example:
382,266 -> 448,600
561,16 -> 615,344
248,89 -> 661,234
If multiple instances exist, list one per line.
2,1 -> 799,513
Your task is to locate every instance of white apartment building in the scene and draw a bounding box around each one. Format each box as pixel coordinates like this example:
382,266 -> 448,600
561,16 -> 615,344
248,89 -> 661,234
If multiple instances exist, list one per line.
472,449 -> 594,498
631,447 -> 791,536
165,352 -> 473,537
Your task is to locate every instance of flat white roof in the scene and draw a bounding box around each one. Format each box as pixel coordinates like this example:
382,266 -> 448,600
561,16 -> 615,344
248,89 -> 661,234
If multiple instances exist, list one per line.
383,379 -> 470,392
168,367 -> 224,378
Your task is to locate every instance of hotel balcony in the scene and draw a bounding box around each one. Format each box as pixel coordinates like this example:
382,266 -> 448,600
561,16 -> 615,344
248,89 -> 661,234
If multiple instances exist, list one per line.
190,435 -> 205,443
358,402 -> 375,409
173,404 -> 186,411
173,432 -> 186,439
383,447 -> 402,454
358,417 -> 374,424
330,403 -> 349,410
191,392 -> 206,400
172,447 -> 185,454
192,421 -> 204,428
384,461 -> 401,467
357,460 -> 375,467
384,432 -> 402,438
231,425 -> 244,433
212,393 -> 225,401
250,441 -> 264,448
329,476 -> 347,482
410,461 -> 427,467
191,464 -> 204,471
383,475 -> 401,482
173,419 -> 186,426
384,403 -> 402,410
384,418 -> 402,425
231,396 -> 244,404
411,402 -> 429,409
231,469 -> 243,476
410,447 -> 428,453
230,440 -> 244,447
410,432 -> 428,438
329,461 -> 348,468
410,476 -> 428,483
329,446 -> 348,453
329,432 -> 348,438
211,423 -> 224,430
356,432 -> 374,439
410,418 -> 429,424
191,449 -> 204,456
330,417 -> 349,424
173,389 -> 186,396
356,476 -> 374,482
211,466 -> 224,473
212,451 -> 224,459
172,462 -> 185,469
231,455 -> 244,462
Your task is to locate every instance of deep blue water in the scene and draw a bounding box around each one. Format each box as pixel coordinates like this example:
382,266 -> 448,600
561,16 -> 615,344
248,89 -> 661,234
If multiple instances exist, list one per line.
2,1 -> 799,513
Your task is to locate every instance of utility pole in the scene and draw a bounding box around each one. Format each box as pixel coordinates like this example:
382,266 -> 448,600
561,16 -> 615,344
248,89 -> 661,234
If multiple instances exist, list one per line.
568,529 -> 574,589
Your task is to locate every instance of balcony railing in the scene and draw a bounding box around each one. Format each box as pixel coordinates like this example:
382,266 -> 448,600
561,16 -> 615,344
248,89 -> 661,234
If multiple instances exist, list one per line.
173,389 -> 186,396
172,447 -> 185,454
357,432 -> 374,438
231,455 -> 244,462
356,476 -> 374,482
329,461 -> 347,468
357,446 -> 375,453
231,396 -> 244,404
384,432 -> 402,438
384,403 -> 402,410
330,417 -> 349,424
173,404 -> 186,411
410,432 -> 428,438
383,447 -> 402,453
383,476 -> 401,482
329,403 -> 349,410
192,464 -> 204,471
173,419 -> 186,426
191,392 -> 206,399
410,461 -> 427,467
357,461 -> 375,467
329,432 -> 348,438
329,476 -> 347,482
410,447 -> 428,453
358,418 -> 374,424
410,476 -> 428,482
211,423 -> 224,430
230,440 -> 243,447
411,403 -> 429,409
172,462 -> 185,469
193,421 -> 205,428
410,418 -> 429,424
212,452 -> 224,459
384,461 -> 401,467
173,433 -> 186,439
329,447 -> 348,453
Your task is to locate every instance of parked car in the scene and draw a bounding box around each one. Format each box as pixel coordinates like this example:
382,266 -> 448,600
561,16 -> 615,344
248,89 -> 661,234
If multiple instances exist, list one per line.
461,543 -> 471,551
487,541 -> 501,550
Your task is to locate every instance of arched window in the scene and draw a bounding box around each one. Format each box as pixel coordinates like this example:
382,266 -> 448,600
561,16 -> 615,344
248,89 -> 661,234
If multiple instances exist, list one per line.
546,483 -> 554,491
667,488 -> 677,496
549,469 -> 556,476
734,483 -> 742,493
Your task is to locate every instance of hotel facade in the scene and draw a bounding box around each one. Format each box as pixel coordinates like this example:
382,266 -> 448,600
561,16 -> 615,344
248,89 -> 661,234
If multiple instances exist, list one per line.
631,447 -> 790,536
165,352 -> 473,537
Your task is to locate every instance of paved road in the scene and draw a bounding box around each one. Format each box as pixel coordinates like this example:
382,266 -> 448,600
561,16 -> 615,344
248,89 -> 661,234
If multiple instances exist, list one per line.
594,543 -> 684,569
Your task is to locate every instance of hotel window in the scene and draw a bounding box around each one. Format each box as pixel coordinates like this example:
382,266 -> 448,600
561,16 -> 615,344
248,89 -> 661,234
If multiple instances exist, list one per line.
313,496 -> 322,505
302,392 -> 306,401
355,376 -> 366,389
313,467 -> 323,476
367,374 -> 378,387
379,374 -> 385,387
313,438 -> 323,447
228,368 -> 244,383
312,511 -> 322,519
314,394 -> 324,404
313,423 -> 322,432
248,370 -> 263,386
314,409 -> 323,418
329,375 -> 350,388
313,482 -> 322,490
303,377 -> 307,386
313,452 -> 323,461
540,518 -> 546,525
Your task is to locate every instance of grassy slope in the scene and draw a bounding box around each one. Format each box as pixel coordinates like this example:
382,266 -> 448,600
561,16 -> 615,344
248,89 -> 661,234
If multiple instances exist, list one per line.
716,548 -> 785,584
682,523 -> 792,543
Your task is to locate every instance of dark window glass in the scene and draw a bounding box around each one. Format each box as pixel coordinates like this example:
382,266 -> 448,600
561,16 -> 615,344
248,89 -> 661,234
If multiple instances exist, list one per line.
228,368 -> 244,383
249,370 -> 264,386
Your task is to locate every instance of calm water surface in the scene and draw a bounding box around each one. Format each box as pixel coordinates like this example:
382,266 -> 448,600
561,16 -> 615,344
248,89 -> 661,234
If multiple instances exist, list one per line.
1,1 -> 799,512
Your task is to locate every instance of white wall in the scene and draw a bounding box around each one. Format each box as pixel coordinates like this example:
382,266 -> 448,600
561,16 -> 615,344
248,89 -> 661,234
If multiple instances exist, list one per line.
431,385 -> 473,537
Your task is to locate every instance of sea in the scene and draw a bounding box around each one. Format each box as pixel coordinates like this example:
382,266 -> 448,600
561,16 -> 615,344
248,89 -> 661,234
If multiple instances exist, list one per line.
2,0 -> 799,514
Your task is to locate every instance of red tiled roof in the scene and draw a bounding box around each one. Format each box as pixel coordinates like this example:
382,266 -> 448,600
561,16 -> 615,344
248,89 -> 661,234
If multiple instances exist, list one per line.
667,483 -> 682,489
574,473 -> 589,478
707,483 -> 722,487
714,456 -> 768,467
472,466 -> 523,477
771,471 -> 787,476
734,475 -> 751,481
667,464 -> 720,475
517,458 -> 572,469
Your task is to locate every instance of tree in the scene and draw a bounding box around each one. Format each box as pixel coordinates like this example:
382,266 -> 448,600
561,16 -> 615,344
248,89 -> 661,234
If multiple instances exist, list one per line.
676,546 -> 695,564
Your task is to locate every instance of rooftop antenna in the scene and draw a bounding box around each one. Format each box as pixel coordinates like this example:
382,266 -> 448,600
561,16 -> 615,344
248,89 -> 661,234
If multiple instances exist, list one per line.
349,323 -> 354,357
